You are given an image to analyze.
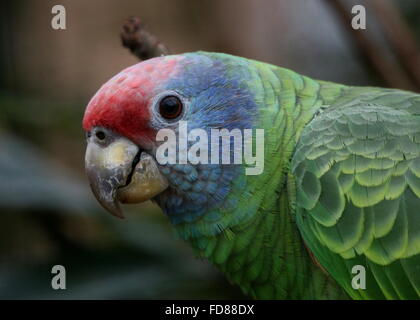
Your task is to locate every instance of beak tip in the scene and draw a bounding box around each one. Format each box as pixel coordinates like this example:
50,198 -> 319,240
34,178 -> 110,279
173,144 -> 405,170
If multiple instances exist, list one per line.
103,201 -> 125,219
112,210 -> 125,219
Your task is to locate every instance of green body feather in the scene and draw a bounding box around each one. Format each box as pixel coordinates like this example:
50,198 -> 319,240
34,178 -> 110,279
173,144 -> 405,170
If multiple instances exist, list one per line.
175,53 -> 420,299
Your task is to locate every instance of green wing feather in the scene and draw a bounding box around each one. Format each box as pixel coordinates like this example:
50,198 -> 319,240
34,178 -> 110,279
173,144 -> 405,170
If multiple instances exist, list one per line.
292,90 -> 420,299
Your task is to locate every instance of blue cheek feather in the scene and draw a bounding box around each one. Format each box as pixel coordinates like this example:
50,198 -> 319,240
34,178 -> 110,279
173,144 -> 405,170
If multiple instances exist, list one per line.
153,53 -> 258,225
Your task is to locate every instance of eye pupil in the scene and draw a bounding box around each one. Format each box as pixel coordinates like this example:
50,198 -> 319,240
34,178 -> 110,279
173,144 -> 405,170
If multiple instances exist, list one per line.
159,95 -> 182,120
96,131 -> 106,140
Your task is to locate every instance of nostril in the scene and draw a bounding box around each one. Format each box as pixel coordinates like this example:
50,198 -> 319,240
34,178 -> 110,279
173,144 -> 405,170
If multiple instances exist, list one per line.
96,131 -> 106,140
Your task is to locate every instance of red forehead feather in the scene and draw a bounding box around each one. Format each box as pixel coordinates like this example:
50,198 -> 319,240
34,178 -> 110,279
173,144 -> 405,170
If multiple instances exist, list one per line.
82,55 -> 183,143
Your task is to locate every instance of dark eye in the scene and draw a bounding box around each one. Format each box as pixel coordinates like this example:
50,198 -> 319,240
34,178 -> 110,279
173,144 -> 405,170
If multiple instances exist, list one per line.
96,130 -> 106,140
158,95 -> 183,120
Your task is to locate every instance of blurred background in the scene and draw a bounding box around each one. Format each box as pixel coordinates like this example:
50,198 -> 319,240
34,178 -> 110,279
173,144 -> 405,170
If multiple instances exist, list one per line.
0,0 -> 419,299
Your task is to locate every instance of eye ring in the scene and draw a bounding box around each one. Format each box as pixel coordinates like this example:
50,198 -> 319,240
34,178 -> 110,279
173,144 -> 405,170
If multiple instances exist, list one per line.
158,95 -> 183,120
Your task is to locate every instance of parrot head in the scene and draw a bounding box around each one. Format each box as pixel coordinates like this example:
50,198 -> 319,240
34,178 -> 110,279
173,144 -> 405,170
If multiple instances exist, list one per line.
83,52 -> 260,225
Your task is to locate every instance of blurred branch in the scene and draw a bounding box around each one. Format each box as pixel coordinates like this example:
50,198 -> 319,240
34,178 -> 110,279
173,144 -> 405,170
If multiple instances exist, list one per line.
121,17 -> 170,61
324,0 -> 417,92
369,0 -> 420,89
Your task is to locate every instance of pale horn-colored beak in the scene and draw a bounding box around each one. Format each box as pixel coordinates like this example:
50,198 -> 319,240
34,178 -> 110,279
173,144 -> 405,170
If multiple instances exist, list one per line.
85,129 -> 168,218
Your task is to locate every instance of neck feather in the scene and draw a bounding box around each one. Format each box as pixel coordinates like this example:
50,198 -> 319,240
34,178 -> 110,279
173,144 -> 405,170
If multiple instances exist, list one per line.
175,63 -> 348,299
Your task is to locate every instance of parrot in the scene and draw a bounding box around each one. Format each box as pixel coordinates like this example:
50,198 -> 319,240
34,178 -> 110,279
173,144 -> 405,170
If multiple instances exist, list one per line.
83,52 -> 420,300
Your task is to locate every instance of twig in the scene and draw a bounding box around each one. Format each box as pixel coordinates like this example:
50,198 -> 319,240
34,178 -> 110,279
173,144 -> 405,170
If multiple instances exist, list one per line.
324,0 -> 416,91
120,16 -> 170,61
